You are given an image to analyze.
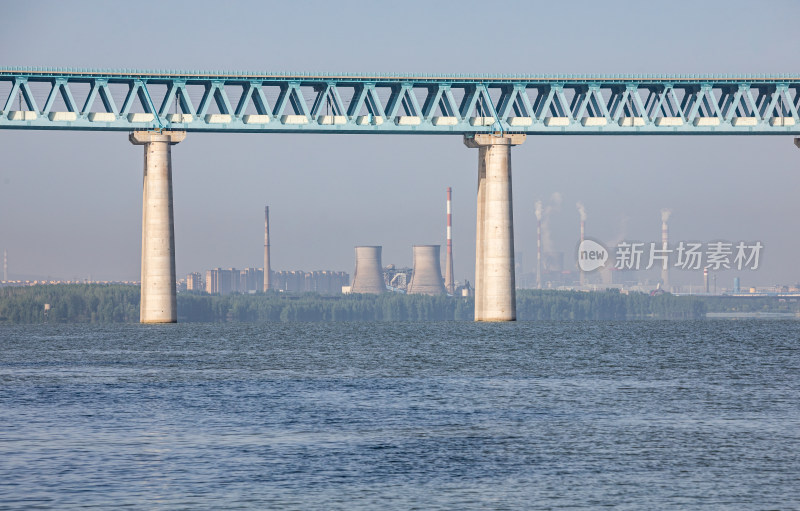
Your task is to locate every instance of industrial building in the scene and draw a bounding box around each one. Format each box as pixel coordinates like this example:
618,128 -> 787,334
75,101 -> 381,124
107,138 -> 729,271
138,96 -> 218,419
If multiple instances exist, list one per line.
384,265 -> 412,292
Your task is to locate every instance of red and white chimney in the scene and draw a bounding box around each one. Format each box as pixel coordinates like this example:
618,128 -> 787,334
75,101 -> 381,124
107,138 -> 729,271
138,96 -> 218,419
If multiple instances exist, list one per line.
444,187 -> 455,294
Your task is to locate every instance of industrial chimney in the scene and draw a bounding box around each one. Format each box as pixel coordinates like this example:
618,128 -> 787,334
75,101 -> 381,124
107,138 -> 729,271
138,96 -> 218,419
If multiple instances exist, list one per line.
263,206 -> 271,292
535,201 -> 542,289
577,202 -> 586,287
444,187 -> 455,294
661,209 -> 671,292
703,267 -> 709,294
407,245 -> 446,295
351,246 -> 386,294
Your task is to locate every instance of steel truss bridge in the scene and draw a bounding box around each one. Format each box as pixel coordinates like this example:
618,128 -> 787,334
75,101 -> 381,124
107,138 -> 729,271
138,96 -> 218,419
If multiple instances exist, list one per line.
3,67 -> 799,323
1,68 -> 799,134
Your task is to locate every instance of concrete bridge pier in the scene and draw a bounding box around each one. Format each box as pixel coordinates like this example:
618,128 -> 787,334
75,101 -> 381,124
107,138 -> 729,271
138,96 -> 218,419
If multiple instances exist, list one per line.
464,133 -> 526,321
130,130 -> 186,323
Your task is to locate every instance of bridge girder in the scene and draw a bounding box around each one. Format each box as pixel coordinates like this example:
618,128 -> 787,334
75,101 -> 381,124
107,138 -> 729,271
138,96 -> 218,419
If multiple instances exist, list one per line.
1,68 -> 798,134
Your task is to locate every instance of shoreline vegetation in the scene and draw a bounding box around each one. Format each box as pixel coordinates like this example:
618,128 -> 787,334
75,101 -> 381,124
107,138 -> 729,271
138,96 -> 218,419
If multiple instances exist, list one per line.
2,284 -> 799,324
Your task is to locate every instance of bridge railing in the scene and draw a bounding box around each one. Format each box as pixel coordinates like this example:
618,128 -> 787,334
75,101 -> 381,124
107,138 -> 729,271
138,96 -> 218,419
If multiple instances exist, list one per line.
1,68 -> 798,134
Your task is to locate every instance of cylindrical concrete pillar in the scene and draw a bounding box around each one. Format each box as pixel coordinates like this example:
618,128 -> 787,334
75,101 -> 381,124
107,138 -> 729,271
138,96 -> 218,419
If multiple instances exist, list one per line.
464,133 -> 525,321
130,130 -> 186,323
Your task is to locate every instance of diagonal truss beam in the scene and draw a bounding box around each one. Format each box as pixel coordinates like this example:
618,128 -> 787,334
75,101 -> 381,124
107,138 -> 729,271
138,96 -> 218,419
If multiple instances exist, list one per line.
197,82 -> 234,116
2,78 -> 39,112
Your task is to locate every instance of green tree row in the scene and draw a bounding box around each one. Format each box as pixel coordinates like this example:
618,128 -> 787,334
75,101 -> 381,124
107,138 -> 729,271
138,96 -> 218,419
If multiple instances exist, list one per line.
0,285 -> 734,324
177,292 -> 475,322
0,284 -> 139,323
517,289 -> 706,320
700,295 -> 800,313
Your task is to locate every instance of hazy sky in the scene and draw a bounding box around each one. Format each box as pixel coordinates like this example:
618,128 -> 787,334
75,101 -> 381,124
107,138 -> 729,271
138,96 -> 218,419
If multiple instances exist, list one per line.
1,0 -> 799,288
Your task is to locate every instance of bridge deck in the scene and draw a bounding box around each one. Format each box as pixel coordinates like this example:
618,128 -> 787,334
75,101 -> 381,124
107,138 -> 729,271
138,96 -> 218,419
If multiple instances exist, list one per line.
1,68 -> 798,134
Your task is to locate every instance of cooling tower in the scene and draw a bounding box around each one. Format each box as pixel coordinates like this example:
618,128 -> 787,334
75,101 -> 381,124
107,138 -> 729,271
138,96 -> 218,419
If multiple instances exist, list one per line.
351,246 -> 386,294
407,245 -> 446,295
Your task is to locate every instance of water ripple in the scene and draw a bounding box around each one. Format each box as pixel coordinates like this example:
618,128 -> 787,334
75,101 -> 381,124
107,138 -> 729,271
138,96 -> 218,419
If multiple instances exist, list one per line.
1,321 -> 798,509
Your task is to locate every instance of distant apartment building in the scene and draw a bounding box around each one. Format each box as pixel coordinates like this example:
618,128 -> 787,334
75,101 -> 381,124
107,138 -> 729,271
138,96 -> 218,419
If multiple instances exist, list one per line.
239,268 -> 264,293
272,270 -> 349,294
219,268 -> 235,294
307,271 -> 350,294
186,272 -> 204,291
202,267 -> 347,295
205,268 -> 221,294
204,267 -> 263,295
272,270 -> 306,293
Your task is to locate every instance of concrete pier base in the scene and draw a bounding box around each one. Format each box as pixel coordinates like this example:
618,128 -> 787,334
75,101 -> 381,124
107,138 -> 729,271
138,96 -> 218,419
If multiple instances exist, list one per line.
464,133 -> 526,321
130,131 -> 185,323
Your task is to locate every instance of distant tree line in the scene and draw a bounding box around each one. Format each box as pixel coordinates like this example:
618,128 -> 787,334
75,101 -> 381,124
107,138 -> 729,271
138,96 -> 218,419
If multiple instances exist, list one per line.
0,285 -> 746,324
178,292 -> 474,322
5,285 -> 797,324
700,295 -> 800,314
0,284 -> 139,324
517,289 -> 706,320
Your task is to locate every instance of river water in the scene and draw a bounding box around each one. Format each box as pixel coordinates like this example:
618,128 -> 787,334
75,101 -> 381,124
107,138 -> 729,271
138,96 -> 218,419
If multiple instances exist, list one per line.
1,321 -> 798,509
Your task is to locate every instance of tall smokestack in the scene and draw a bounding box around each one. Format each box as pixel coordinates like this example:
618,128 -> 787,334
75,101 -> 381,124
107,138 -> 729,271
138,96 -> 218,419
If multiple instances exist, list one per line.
351,246 -> 387,294
703,267 -> 709,294
535,201 -> 543,289
577,202 -> 586,287
444,187 -> 455,294
408,245 -> 447,295
263,206 -> 271,292
3,249 -> 6,281
661,209 -> 671,291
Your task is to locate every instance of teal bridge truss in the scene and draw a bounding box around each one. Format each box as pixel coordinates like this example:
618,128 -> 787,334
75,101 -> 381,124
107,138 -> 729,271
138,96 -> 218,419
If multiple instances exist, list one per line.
1,67 -> 799,135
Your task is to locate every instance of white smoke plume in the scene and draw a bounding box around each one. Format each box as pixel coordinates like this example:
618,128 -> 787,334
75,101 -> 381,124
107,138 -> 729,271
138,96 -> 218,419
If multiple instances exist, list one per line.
534,200 -> 543,221
576,202 -> 587,222
538,192 -> 562,253
611,216 -> 629,248
661,208 -> 671,223
541,209 -> 553,253
599,216 -> 629,285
